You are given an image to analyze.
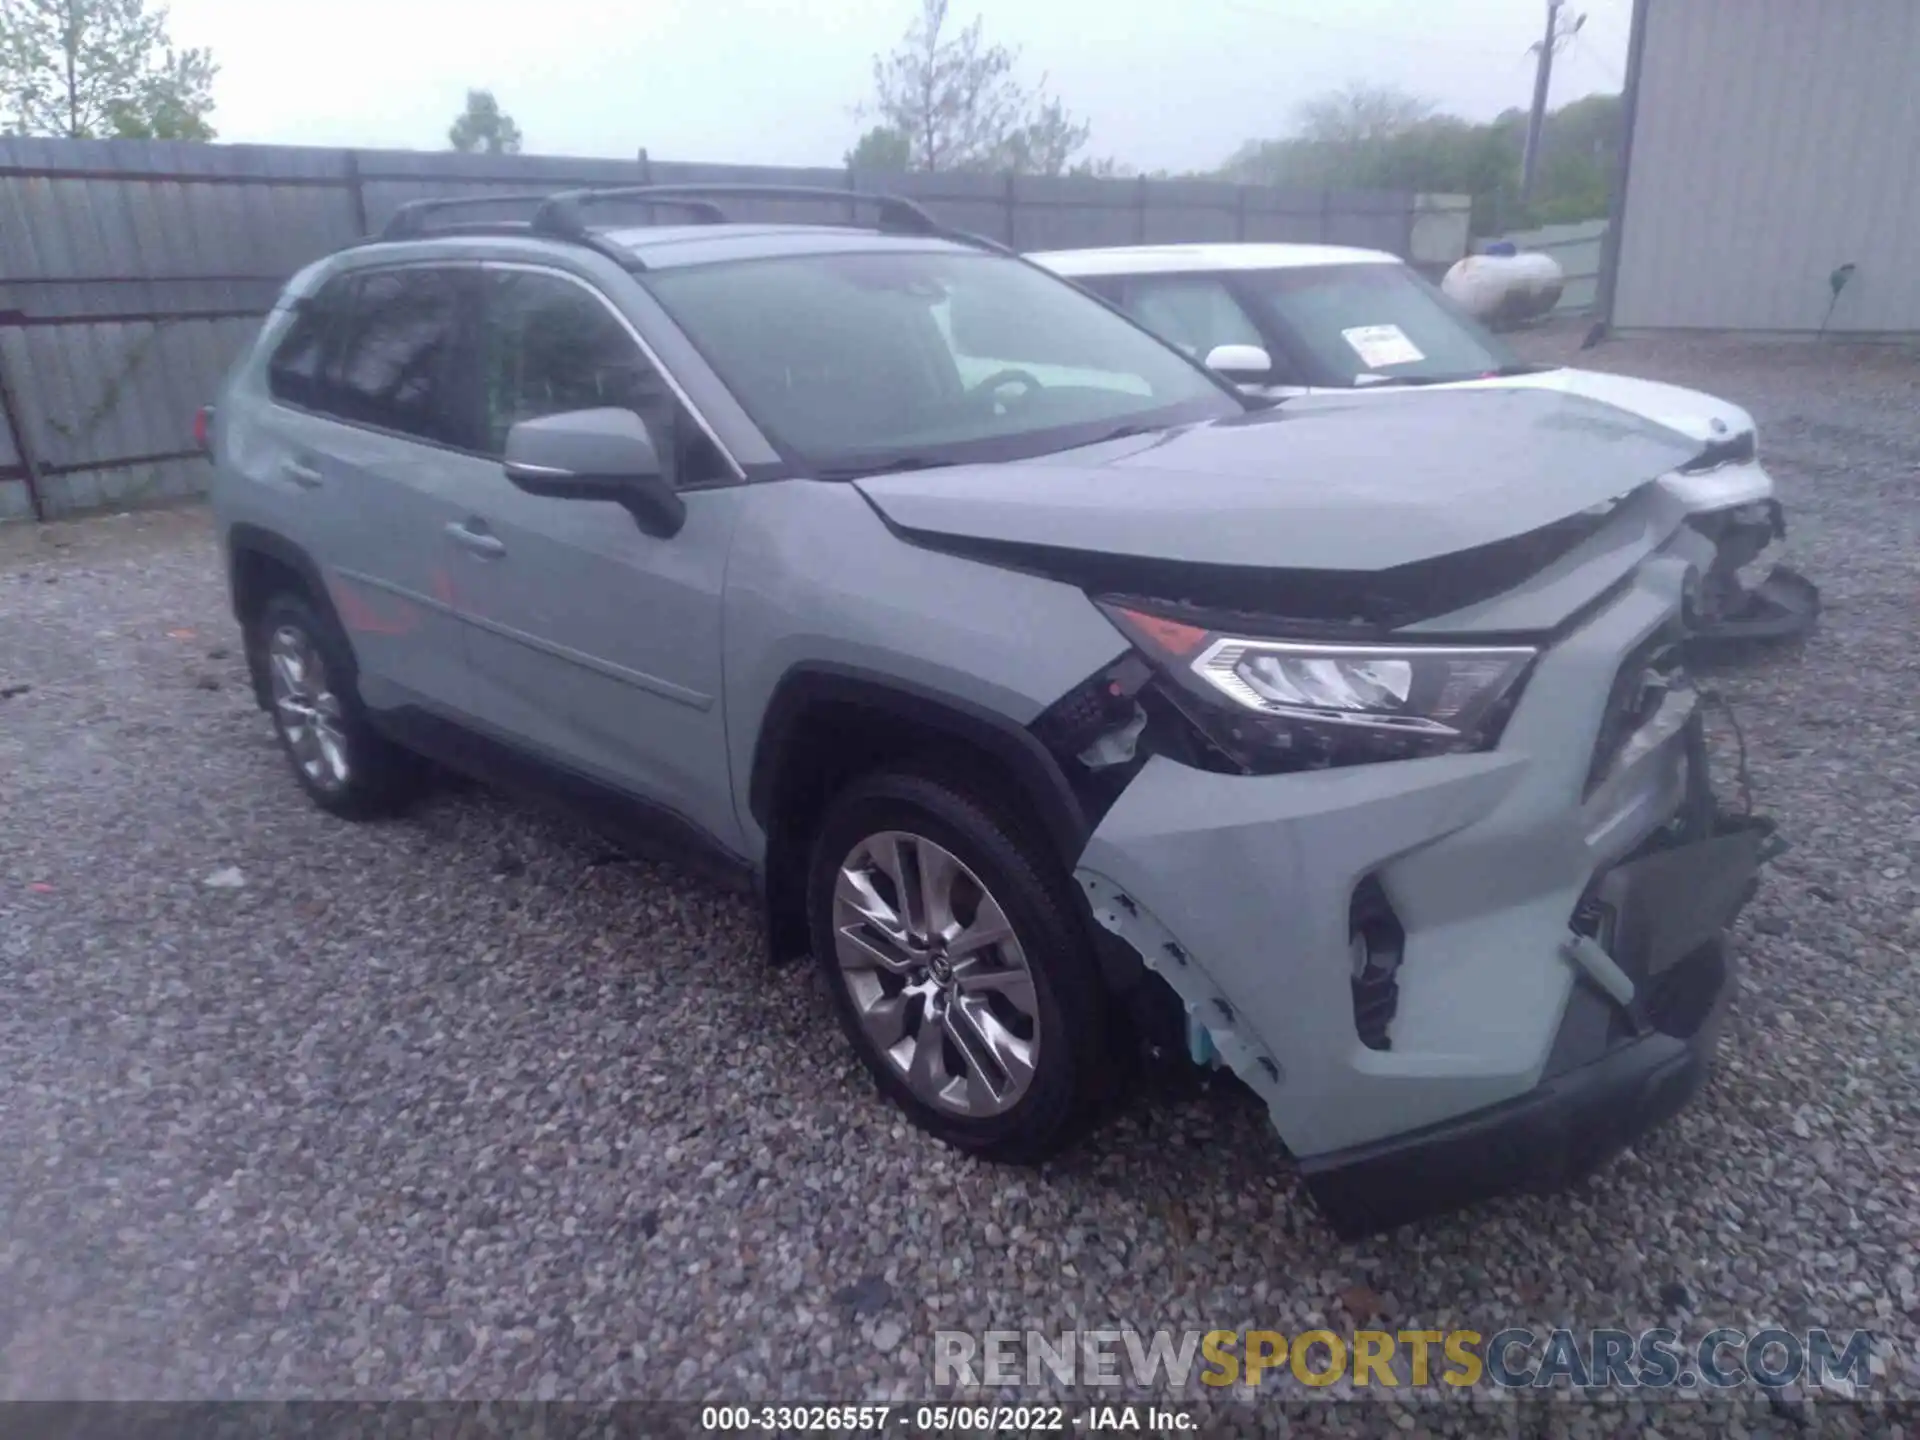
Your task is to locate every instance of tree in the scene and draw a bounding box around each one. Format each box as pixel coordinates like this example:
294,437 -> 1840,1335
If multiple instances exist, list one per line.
1294,82 -> 1437,147
1220,85 -> 1621,236
0,0 -> 216,139
845,123 -> 910,171
863,0 -> 1088,174
997,96 -> 1089,177
447,88 -> 522,155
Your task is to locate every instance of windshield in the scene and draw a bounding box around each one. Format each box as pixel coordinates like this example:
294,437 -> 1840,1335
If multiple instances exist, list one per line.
642,249 -> 1240,474
1240,263 -> 1524,386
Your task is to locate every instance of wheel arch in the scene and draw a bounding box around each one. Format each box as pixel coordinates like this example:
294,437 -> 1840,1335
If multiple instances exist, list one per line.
748,663 -> 1092,965
227,523 -> 346,708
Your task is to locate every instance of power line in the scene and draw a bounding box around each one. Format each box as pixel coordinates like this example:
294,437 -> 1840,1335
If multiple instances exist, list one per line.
1571,31 -> 1623,87
1198,0 -> 1527,61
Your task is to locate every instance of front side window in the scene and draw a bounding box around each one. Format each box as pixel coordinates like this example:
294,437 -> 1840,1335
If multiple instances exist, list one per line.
478,269 -> 727,484
642,249 -> 1239,476
1236,263 -> 1523,386
480,271 -> 665,451
1111,275 -> 1266,363
326,268 -> 470,444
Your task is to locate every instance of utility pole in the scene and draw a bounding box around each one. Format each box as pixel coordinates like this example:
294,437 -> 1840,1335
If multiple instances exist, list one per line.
1520,0 -> 1584,203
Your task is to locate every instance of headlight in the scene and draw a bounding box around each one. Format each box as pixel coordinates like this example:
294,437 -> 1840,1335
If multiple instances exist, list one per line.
1102,601 -> 1537,772
1194,637 -> 1535,736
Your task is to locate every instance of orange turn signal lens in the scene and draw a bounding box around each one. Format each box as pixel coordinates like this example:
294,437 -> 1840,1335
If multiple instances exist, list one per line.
1111,606 -> 1209,658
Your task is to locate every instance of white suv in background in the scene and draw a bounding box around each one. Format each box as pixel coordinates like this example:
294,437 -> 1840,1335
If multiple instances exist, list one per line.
1032,242 -> 1818,649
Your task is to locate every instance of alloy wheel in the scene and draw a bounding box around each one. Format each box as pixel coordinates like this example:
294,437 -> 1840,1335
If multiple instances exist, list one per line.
831,830 -> 1041,1117
267,624 -> 350,792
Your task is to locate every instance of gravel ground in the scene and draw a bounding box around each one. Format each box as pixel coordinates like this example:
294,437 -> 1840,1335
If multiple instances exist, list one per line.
2,334 -> 1917,1430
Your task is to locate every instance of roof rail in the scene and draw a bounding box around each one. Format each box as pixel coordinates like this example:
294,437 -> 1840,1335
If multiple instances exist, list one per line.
530,183 -> 944,240
370,182 -> 982,268
381,192 -> 564,241
380,190 -> 727,242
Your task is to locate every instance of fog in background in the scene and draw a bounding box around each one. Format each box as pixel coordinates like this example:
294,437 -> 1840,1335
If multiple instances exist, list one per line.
167,0 -> 1633,169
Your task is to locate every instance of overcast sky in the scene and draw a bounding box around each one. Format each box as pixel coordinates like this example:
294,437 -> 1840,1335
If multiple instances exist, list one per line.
165,0 -> 1634,171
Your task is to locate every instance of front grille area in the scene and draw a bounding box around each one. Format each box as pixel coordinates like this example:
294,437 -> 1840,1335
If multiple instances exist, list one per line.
1586,633 -> 1683,795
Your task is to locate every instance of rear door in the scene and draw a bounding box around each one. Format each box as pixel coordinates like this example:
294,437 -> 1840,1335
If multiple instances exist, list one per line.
441,264 -> 745,851
270,264 -> 482,716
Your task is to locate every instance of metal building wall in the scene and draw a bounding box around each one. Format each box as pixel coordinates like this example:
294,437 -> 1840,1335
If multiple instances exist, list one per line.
1611,0 -> 1920,335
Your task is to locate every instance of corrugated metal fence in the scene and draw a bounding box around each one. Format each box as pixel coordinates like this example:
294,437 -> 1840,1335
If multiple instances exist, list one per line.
0,138 -> 1425,521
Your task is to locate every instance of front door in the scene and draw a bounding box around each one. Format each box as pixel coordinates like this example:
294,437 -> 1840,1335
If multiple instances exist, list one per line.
443,264 -> 744,852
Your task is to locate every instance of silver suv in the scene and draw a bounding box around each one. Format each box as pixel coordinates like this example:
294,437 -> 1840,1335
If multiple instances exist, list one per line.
207,185 -> 1774,1237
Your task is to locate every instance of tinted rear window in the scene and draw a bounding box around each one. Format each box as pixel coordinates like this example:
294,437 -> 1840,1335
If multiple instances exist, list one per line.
265,282 -> 346,410
328,269 -> 470,444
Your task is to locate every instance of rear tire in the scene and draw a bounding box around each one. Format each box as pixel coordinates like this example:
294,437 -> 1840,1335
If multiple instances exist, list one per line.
806,765 -> 1111,1163
255,591 -> 421,819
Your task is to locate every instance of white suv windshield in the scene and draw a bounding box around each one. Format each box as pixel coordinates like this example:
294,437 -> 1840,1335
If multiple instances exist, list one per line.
1240,263 -> 1524,386
644,249 -> 1239,475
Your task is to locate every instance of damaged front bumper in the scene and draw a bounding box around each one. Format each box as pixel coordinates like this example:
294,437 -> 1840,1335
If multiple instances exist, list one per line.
1074,551 -> 1774,1237
1298,806 -> 1770,1237
1684,496 -> 1820,650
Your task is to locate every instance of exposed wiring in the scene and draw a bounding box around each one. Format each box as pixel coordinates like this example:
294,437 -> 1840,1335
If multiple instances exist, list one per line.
1571,32 -> 1624,86
1698,688 -> 1755,817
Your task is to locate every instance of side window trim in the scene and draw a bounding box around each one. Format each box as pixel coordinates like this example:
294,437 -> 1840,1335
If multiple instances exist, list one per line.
1218,273 -> 1319,387
478,261 -> 744,483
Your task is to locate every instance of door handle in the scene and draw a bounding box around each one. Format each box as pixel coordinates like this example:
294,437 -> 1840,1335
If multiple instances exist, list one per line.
445,520 -> 506,559
282,458 -> 323,488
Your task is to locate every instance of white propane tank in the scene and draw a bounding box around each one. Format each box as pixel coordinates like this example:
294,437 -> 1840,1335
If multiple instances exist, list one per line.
1442,251 -> 1566,329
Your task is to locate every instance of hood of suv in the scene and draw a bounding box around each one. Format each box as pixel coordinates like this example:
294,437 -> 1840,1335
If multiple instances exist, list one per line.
854,388 -> 1702,574
1435,366 -> 1757,448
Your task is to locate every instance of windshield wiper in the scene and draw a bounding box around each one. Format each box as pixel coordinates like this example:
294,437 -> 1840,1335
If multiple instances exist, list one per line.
814,456 -> 961,481
1083,422 -> 1164,444
1356,362 -> 1545,388
1355,372 -> 1449,387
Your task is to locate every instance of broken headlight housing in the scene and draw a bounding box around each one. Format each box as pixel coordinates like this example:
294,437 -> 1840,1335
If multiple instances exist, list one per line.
1101,601 -> 1538,773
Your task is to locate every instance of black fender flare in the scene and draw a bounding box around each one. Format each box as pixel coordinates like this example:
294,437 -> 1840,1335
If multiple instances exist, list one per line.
748,663 -> 1093,965
226,523 -> 349,704
748,662 -> 1091,867
227,523 -> 331,620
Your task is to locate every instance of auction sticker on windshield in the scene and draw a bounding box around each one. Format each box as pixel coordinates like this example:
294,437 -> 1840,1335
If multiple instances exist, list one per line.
1342,323 -> 1424,369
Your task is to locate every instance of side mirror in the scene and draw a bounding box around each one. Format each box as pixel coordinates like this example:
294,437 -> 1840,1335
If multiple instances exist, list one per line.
1204,342 -> 1274,382
502,407 -> 687,538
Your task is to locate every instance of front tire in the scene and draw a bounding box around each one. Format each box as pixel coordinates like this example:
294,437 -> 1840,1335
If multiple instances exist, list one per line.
255,592 -> 420,819
806,767 -> 1111,1163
